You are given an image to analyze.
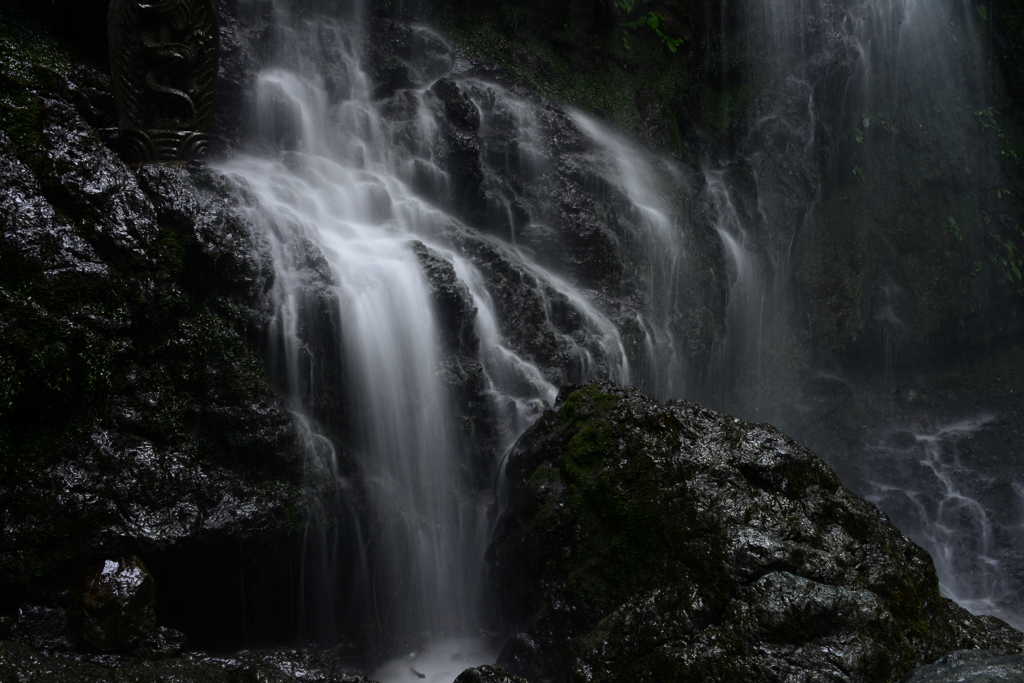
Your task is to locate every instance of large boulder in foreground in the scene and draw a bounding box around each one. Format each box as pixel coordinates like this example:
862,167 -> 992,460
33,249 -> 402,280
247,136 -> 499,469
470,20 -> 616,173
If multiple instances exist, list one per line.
488,383 -> 1024,682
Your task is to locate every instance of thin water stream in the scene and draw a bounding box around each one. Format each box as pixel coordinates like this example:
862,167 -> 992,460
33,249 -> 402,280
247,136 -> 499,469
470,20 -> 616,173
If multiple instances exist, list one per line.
857,415 -> 1024,631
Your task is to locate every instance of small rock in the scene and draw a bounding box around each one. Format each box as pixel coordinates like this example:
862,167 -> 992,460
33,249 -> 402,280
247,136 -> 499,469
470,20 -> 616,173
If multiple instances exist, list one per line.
72,556 -> 156,651
136,625 -> 187,660
453,664 -> 529,683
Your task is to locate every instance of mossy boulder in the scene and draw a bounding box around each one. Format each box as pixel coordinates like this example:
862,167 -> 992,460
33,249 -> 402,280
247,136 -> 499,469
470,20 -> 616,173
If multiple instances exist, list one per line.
488,383 -> 1024,682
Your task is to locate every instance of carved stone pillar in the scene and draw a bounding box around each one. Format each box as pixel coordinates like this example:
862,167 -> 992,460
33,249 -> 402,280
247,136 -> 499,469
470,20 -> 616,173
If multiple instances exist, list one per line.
108,0 -> 219,162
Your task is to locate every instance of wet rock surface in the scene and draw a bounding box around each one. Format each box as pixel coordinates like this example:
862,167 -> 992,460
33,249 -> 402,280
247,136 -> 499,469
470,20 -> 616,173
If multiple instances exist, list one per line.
753,349 -> 1024,633
900,649 -> 1024,682
489,383 -> 1024,682
210,0 -> 275,155
356,15 -> 728,392
0,640 -> 378,683
7,607 -> 78,654
453,664 -> 529,683
0,7 -> 308,648
135,626 -> 188,660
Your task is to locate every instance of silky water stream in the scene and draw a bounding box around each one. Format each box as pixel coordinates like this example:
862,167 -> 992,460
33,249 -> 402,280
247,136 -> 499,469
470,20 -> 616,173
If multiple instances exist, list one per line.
857,415 -> 1024,631
216,6 -> 680,680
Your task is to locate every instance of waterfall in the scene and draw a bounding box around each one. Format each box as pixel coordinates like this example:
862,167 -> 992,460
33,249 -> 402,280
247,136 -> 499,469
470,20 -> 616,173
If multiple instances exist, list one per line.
702,0 -> 1023,630
215,0 -> 1021,671
569,112 -> 690,400
216,3 -> 669,678
857,415 -> 1024,631
814,0 -> 1021,628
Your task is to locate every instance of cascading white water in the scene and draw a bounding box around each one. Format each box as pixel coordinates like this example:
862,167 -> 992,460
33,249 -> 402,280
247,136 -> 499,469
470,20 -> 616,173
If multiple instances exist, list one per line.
217,4 -> 670,679
704,169 -> 769,407
702,0 -> 826,413
859,416 -> 1024,631
569,113 -> 689,400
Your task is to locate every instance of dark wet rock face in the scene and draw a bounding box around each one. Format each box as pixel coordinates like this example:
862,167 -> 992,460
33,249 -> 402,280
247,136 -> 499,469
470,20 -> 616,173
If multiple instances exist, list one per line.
136,626 -> 188,660
0,13 -> 307,649
210,0 -> 273,155
0,641 -> 377,683
361,24 -> 727,389
411,240 -> 480,360
426,77 -> 488,227
72,556 -> 156,651
8,607 -> 77,654
488,383 -> 1024,683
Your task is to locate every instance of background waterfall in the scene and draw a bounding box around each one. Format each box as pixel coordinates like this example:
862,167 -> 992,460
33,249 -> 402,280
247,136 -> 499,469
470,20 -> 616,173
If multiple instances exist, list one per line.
858,414 -> 1024,630
703,0 -> 1024,632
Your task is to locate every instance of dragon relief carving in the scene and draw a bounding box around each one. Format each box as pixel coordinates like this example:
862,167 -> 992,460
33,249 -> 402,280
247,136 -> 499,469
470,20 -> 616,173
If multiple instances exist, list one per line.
108,0 -> 219,162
